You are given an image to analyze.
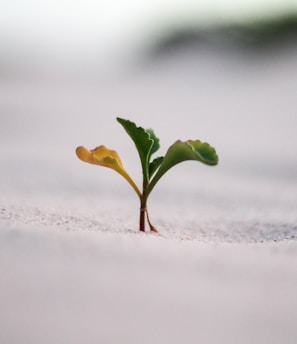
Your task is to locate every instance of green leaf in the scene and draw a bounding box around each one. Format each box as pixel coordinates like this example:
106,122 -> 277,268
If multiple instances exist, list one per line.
117,117 -> 160,182
149,156 -> 164,179
146,140 -> 218,195
146,129 -> 160,159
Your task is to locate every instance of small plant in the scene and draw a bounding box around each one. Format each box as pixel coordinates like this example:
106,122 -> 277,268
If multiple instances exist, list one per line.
76,117 -> 218,233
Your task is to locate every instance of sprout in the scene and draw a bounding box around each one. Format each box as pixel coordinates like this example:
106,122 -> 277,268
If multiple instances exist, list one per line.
76,118 -> 219,233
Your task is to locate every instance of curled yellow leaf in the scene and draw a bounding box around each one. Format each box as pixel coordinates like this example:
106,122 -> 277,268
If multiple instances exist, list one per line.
76,145 -> 141,198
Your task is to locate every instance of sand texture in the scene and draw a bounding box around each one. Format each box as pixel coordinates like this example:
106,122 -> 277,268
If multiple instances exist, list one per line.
1,50 -> 297,343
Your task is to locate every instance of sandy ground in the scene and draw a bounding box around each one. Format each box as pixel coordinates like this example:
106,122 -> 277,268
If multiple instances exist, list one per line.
1,48 -> 297,343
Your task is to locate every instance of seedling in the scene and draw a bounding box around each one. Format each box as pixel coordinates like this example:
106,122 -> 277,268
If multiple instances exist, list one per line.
76,118 -> 218,232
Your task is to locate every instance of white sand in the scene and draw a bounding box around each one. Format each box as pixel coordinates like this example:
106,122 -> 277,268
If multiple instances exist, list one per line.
1,49 -> 297,343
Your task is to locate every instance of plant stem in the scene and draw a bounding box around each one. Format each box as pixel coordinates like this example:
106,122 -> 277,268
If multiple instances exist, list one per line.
139,180 -> 149,232
139,203 -> 146,232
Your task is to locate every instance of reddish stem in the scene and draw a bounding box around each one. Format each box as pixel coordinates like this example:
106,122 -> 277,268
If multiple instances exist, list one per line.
139,206 -> 146,232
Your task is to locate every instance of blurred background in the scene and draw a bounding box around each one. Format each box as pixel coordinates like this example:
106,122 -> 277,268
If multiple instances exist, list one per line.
1,0 -> 297,221
1,0 -> 297,77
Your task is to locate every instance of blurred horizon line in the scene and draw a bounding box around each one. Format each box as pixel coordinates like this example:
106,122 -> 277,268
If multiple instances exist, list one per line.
1,10 -> 297,79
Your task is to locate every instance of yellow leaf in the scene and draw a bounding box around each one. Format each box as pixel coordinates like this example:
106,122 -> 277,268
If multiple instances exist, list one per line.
76,145 -> 141,198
